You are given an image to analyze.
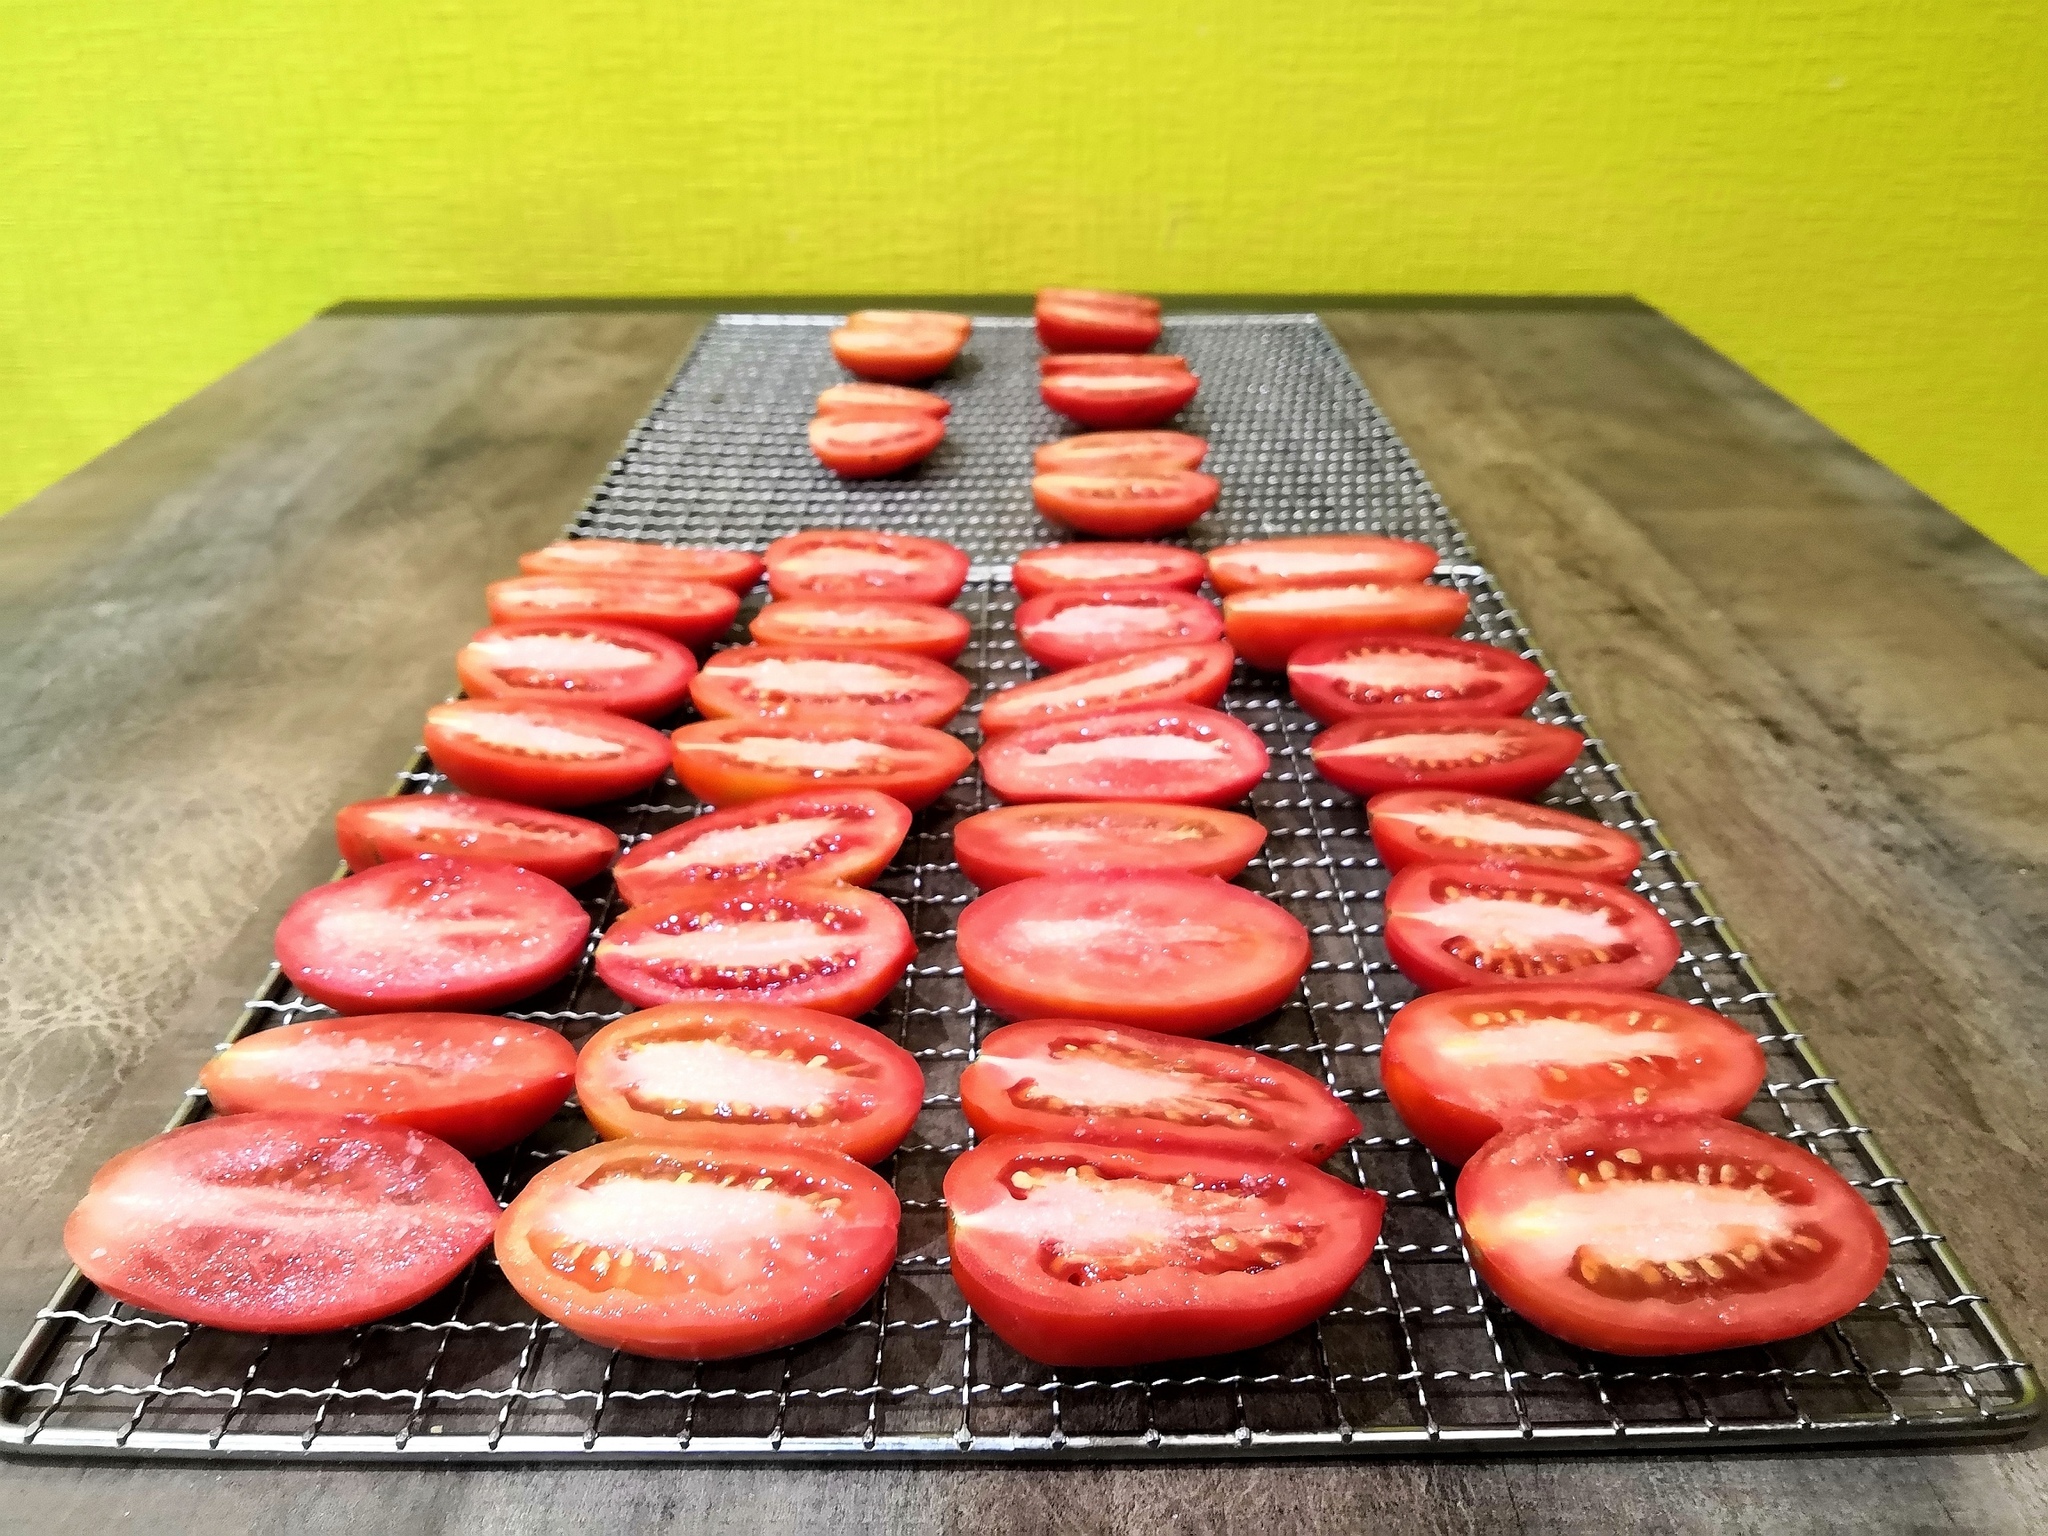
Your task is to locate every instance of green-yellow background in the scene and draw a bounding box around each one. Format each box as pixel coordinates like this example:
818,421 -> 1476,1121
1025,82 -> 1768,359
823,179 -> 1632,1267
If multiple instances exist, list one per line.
3,2 -> 2043,566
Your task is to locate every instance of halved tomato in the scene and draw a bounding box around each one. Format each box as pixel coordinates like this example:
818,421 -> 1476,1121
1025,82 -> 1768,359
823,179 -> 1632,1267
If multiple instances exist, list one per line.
335,794 -> 619,887
519,540 -> 763,594
960,1020 -> 1356,1160
275,854 -> 591,1013
576,1003 -> 923,1163
1033,431 -> 1208,475
1381,987 -> 1767,1164
613,789 -> 911,904
1367,789 -> 1642,883
1010,542 -> 1206,597
1383,862 -> 1681,993
688,643 -> 969,727
485,575 -> 741,650
595,878 -> 915,1016
1312,712 -> 1586,799
957,872 -> 1309,1034
946,1139 -> 1380,1366
1458,1113 -> 1889,1355
953,802 -> 1267,888
455,620 -> 697,721
497,1138 -> 898,1359
1206,534 -> 1440,595
1289,635 -> 1548,723
1223,583 -> 1470,671
750,598 -> 970,662
1014,586 -> 1222,671
1035,288 -> 1163,353
670,716 -> 971,810
830,310 -> 969,382
764,528 -> 970,606
1040,353 -> 1190,376
980,641 -> 1235,737
425,698 -> 673,808
816,382 -> 950,419
65,1112 -> 498,1333
1032,471 -> 1219,537
809,413 -> 945,478
199,1014 -> 579,1155
1042,369 -> 1199,430
981,704 -> 1267,807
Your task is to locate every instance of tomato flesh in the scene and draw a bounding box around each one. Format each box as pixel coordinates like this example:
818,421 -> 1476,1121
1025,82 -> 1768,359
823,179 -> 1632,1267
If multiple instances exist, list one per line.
1010,542 -> 1207,597
1014,586 -> 1222,671
946,1139 -> 1381,1365
980,641 -> 1235,737
455,619 -> 697,721
1458,1113 -> 1889,1355
808,412 -> 945,478
1041,369 -> 1199,430
689,643 -> 969,727
1206,535 -> 1440,595
669,716 -> 972,811
1035,289 -> 1164,353
830,310 -> 969,382
1032,470 -> 1219,537
1040,353 -> 1190,376
519,540 -> 763,594
426,698 -> 674,809
749,598 -> 970,662
981,704 -> 1267,808
576,1003 -> 922,1164
613,789 -> 910,904
485,575 -> 740,650
1224,583 -> 1470,671
953,801 -> 1267,888
1033,431 -> 1207,475
1367,788 -> 1642,883
335,793 -> 619,887
764,528 -> 970,606
1312,711 -> 1586,800
1288,635 -> 1549,723
816,382 -> 950,419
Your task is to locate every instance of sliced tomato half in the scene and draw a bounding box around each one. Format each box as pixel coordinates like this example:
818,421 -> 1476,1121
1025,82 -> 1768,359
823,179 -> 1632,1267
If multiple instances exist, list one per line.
749,599 -> 970,662
485,575 -> 741,650
1206,534 -> 1440,595
519,540 -> 763,593
1014,586 -> 1223,671
497,1139 -> 898,1359
981,704 -> 1267,807
1458,1113 -> 1889,1355
808,413 -> 945,478
425,698 -> 673,808
669,716 -> 972,810
1381,987 -> 1767,1164
1288,635 -> 1549,723
1367,789 -> 1642,883
1042,368 -> 1199,431
612,789 -> 911,905
1010,542 -> 1207,597
1383,862 -> 1681,993
1041,353 -> 1190,376
980,641 -> 1235,737
1312,712 -> 1586,800
1223,583 -> 1470,671
830,311 -> 969,382
576,1003 -> 923,1163
1035,288 -> 1164,353
335,794 -> 619,887
1033,431 -> 1208,475
816,382 -> 950,419
688,643 -> 968,727
946,1139 -> 1381,1366
1032,470 -> 1219,537
764,528 -> 970,606
953,802 -> 1267,888
455,619 -> 697,721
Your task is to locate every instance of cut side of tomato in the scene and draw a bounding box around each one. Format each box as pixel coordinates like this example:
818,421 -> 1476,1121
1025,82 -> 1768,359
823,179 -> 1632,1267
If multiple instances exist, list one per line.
946,1139 -> 1381,1366
669,716 -> 971,811
953,802 -> 1267,888
749,599 -> 970,663
485,575 -> 741,650
426,698 -> 673,809
1014,586 -> 1223,671
808,413 -> 945,478
1035,288 -> 1164,353
595,878 -> 915,1016
830,311 -> 969,382
275,854 -> 592,1014
1033,431 -> 1207,475
961,1020 -> 1357,1161
689,643 -> 969,727
199,1014 -> 579,1155
1383,862 -> 1681,993
1312,712 -> 1586,800
764,529 -> 970,606
1382,987 -> 1767,1164
1010,542 -> 1207,597
612,789 -> 911,905
519,540 -> 763,594
497,1139 -> 898,1359
981,704 -> 1267,807
65,1112 -> 499,1333
1042,368 -> 1199,431
1041,353 -> 1190,376
816,382 -> 950,419
957,872 -> 1309,1035
1458,1113 -> 1889,1355
1367,789 -> 1642,883
455,619 -> 697,722
1032,470 -> 1220,537
1206,534 -> 1441,595
576,1003 -> 923,1163
1223,583 -> 1470,671
980,641 -> 1235,737
335,794 -> 619,887
1289,635 -> 1549,723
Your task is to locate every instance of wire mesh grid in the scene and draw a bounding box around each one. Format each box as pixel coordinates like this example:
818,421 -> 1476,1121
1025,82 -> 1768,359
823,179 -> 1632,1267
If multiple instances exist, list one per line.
0,314 -> 2034,1461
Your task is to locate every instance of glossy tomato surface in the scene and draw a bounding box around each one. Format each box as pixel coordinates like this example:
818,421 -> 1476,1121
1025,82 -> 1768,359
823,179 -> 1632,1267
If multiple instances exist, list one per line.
200,1014 -> 578,1155
1033,431 -> 1207,475
1206,534 -> 1440,595
1383,862 -> 1681,993
808,413 -> 945,478
1288,635 -> 1549,723
980,704 -> 1267,808
519,540 -> 763,593
335,794 -> 619,887
689,643 -> 969,727
1367,789 -> 1642,883
830,310 -> 969,382
1031,470 -> 1219,537
1223,583 -> 1471,671
1009,542 -> 1207,597
497,1139 -> 898,1359
485,575 -> 740,650
946,1139 -> 1381,1365
595,879 -> 915,1016
576,1003 -> 923,1163
1041,352 -> 1190,376
613,789 -> 911,904
750,599 -> 970,662
1382,987 -> 1767,1164
980,641 -> 1234,737
65,1112 -> 497,1332
426,699 -> 673,808
1034,288 -> 1163,352
953,802 -> 1267,888
961,1020 -> 1357,1160
670,716 -> 971,810
956,872 -> 1309,1035
456,619 -> 697,721
1458,1113 -> 1889,1355
1014,586 -> 1222,671
764,528 -> 969,606
815,382 -> 950,419
1311,712 -> 1586,800
1041,368 -> 1199,430
275,854 -> 591,1014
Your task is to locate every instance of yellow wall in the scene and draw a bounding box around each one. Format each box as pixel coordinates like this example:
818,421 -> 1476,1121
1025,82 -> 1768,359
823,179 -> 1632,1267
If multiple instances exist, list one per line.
4,2 -> 2042,566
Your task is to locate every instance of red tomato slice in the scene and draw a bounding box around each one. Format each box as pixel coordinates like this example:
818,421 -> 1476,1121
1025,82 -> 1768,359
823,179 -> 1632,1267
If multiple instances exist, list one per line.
425,698 -> 674,808
808,413 -> 945,478
764,528 -> 970,606
1035,289 -> 1164,353
455,620 -> 697,722
519,540 -> 763,594
846,308 -> 973,339
612,789 -> 911,905
669,716 -> 971,810
1289,635 -> 1549,723
815,382 -> 950,419
1381,987 -> 1767,1165
1010,542 -> 1207,597
946,1139 -> 1381,1366
335,794 -> 619,887
1033,431 -> 1208,475
1458,1113 -> 1889,1355
957,872 -> 1309,1035
1383,862 -> 1682,993
1042,369 -> 1199,430
595,878 -> 915,1016
1367,789 -> 1642,883
750,599 -> 970,662
1311,712 -> 1586,800
980,641 -> 1234,737
275,854 -> 591,1014
65,1112 -> 498,1333
961,1020 -> 1356,1161
953,801 -> 1267,888
199,1014 -> 578,1155
485,575 -> 740,650
1032,470 -> 1219,537
497,1139 -> 898,1359
1040,353 -> 1191,376
689,643 -> 969,727
1223,583 -> 1470,671
1039,286 -> 1162,315
1014,586 -> 1223,671
829,322 -> 965,383
981,704 -> 1267,807
576,1003 -> 922,1163
1206,534 -> 1440,595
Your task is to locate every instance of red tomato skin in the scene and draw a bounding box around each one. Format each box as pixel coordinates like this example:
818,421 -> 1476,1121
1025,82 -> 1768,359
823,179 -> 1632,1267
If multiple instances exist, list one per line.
614,789 -> 912,904
1040,353 -> 1190,376
953,802 -> 1267,888
1010,542 -> 1208,597
519,541 -> 763,594
1033,432 -> 1208,475
425,699 -> 674,809
1288,635 -> 1550,724
980,704 -> 1268,808
1224,584 -> 1471,671
1366,789 -> 1643,884
1457,1113 -> 1890,1355
808,413 -> 946,478
1312,712 -> 1587,800
945,1138 -> 1382,1366
816,383 -> 950,419
763,529 -> 970,607
198,1014 -> 578,1155
1206,535 -> 1441,595
749,599 -> 971,662
1031,471 -> 1220,537
689,644 -> 969,727
485,576 -> 741,651
455,619 -> 698,722
829,325 -> 964,383
669,717 -> 972,811
1041,369 -> 1199,430
335,794 -> 619,887
1013,586 -> 1223,672
1035,293 -> 1164,353
980,641 -> 1235,737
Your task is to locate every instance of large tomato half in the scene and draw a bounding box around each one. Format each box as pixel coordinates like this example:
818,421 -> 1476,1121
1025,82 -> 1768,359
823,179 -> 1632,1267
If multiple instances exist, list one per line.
815,382 -> 950,419
1031,470 -> 1219,537
763,528 -> 970,606
1041,368 -> 1199,431
455,619 -> 697,721
808,413 -> 945,478
829,310 -> 969,382
519,540 -> 763,594
749,599 -> 970,663
334,794 -> 619,887
484,575 -> 740,650
688,643 -> 969,727
1367,788 -> 1642,883
1010,542 -> 1207,597
1013,586 -> 1223,671
613,789 -> 912,905
1312,712 -> 1587,800
980,704 -> 1267,807
980,641 -> 1235,737
425,698 -> 674,808
1205,534 -> 1440,595
1040,352 -> 1190,377
669,716 -> 972,810
1223,583 -> 1471,671
1034,288 -> 1164,353
953,802 -> 1267,888
1288,635 -> 1550,723
1032,431 -> 1207,476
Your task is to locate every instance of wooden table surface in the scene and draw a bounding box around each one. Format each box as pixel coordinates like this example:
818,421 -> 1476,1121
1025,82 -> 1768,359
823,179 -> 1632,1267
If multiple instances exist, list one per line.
0,300 -> 2041,1531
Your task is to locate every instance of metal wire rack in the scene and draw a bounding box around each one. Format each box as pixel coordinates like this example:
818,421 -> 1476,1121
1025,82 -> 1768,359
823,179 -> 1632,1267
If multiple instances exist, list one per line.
0,314 -> 2034,1461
